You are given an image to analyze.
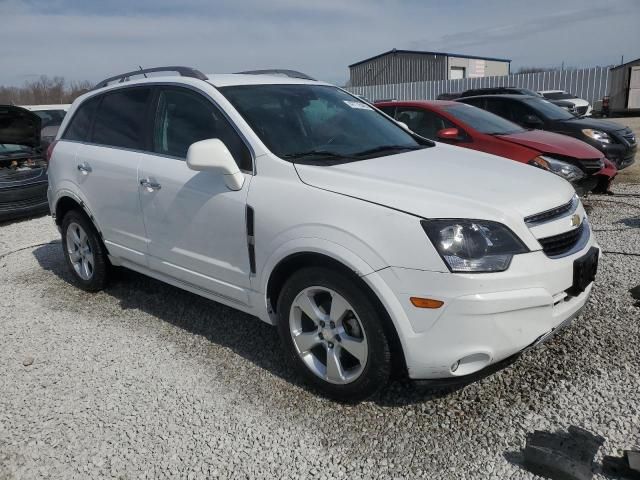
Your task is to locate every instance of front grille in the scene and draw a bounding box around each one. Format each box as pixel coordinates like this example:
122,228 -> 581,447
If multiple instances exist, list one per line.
576,106 -> 588,115
538,222 -> 584,257
580,158 -> 605,174
525,195 -> 578,225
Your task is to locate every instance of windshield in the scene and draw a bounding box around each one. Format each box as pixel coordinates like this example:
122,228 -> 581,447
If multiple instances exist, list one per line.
541,91 -> 577,100
442,104 -> 525,135
522,98 -> 576,121
220,84 -> 428,162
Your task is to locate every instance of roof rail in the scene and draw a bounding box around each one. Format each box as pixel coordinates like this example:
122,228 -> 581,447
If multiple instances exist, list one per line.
236,69 -> 316,81
94,66 -> 208,89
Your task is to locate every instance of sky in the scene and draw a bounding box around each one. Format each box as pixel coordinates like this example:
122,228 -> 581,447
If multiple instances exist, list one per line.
1,0 -> 639,87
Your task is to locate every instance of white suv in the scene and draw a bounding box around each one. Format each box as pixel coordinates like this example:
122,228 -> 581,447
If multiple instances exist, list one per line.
47,67 -> 599,401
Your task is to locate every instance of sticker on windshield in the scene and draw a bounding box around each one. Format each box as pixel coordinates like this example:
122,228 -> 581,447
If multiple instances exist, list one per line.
344,100 -> 373,110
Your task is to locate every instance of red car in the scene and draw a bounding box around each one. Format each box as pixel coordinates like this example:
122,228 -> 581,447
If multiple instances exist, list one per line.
375,100 -> 616,194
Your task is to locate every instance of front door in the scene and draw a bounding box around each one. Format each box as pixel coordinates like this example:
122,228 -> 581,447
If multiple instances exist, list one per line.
138,86 -> 254,305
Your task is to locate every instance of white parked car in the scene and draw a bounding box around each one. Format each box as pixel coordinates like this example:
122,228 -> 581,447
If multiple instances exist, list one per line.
47,67 -> 599,401
21,104 -> 71,148
538,90 -> 592,117
21,104 -> 71,128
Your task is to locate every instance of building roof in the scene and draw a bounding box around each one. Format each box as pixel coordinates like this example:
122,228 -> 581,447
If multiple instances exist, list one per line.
610,57 -> 640,70
349,49 -> 511,68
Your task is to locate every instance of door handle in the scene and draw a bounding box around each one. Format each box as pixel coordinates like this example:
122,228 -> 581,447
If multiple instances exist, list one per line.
140,177 -> 162,191
77,162 -> 92,175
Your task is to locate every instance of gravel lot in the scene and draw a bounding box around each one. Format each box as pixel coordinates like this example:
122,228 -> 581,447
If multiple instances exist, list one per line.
1,185 -> 639,479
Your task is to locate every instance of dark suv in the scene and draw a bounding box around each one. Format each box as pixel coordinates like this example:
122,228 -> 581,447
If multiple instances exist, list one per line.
457,95 -> 637,169
459,87 -> 541,98
458,87 -> 581,114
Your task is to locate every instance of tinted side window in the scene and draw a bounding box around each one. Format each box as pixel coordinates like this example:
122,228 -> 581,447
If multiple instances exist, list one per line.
153,88 -> 252,171
508,101 -> 537,124
395,108 -> 455,139
489,99 -> 535,124
63,97 -> 100,141
459,97 -> 484,109
91,88 -> 151,150
484,98 -> 511,118
377,106 -> 396,117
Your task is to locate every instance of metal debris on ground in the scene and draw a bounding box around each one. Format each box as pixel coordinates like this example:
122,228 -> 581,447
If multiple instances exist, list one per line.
521,426 -> 605,480
602,450 -> 640,479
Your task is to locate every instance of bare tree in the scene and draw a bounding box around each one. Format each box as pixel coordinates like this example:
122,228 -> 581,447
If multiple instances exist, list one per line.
0,76 -> 92,105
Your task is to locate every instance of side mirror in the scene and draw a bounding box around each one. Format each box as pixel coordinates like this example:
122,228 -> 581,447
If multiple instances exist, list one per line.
436,127 -> 462,141
523,114 -> 543,128
186,138 -> 244,191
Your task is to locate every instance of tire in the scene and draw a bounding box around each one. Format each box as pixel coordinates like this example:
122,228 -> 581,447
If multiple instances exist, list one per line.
277,267 -> 391,402
61,209 -> 110,292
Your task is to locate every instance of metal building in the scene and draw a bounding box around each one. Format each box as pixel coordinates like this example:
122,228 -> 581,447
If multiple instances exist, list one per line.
607,57 -> 640,114
348,49 -> 511,87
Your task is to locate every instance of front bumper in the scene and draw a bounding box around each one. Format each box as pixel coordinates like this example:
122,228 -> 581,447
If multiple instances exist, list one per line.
573,176 -> 599,196
600,142 -> 636,170
0,181 -> 49,222
364,234 -> 598,380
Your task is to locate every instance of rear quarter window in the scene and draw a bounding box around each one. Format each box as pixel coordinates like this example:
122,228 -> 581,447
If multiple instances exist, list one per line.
62,97 -> 100,142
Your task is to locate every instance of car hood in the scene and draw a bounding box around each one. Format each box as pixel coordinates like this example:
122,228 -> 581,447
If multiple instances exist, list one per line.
560,116 -> 627,132
0,105 -> 41,149
496,130 -> 603,159
294,143 -> 574,222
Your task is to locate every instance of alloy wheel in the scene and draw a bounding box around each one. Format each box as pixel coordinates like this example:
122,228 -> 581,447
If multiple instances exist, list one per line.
289,286 -> 368,384
66,222 -> 94,281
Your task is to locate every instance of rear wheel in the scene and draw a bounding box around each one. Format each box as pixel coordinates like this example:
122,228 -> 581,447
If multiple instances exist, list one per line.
277,267 -> 391,401
61,210 -> 110,291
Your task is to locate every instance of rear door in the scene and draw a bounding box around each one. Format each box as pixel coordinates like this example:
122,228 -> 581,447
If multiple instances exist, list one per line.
66,87 -> 153,265
138,86 -> 254,305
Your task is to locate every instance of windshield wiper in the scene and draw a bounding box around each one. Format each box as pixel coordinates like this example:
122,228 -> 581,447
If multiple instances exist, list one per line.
281,150 -> 354,160
352,145 -> 424,157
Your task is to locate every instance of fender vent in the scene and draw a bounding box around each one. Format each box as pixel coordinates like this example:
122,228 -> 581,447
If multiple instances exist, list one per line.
246,206 -> 256,274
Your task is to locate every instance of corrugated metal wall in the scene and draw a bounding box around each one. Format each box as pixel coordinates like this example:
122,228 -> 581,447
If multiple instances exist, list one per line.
345,66 -> 610,105
608,59 -> 640,111
349,52 -> 448,86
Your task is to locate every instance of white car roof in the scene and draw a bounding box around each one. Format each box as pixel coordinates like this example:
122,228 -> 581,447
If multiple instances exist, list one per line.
205,73 -> 328,87
538,90 -> 565,94
21,104 -> 71,111
90,73 -> 328,93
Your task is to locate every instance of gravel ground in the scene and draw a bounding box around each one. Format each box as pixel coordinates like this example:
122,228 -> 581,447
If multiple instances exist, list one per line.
1,186 -> 639,480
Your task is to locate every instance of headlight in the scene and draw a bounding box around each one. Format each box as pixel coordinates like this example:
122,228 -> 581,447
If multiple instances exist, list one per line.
582,129 -> 611,144
421,220 -> 528,273
529,156 -> 586,183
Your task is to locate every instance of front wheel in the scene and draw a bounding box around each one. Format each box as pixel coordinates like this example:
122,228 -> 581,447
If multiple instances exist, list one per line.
277,267 -> 391,402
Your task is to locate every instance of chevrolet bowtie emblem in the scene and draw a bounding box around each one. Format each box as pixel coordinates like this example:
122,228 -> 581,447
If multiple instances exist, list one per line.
571,214 -> 581,227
